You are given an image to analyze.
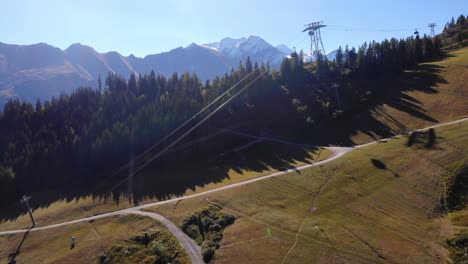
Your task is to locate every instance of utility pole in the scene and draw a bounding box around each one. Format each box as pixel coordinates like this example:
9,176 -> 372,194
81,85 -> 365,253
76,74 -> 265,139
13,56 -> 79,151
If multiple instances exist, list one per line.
428,23 -> 436,38
20,195 -> 35,227
331,83 -> 341,109
303,21 -> 327,60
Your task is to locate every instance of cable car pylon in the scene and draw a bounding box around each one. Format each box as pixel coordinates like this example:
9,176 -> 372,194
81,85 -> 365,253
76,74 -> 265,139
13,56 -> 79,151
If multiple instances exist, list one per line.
428,23 -> 436,38
303,21 -> 327,60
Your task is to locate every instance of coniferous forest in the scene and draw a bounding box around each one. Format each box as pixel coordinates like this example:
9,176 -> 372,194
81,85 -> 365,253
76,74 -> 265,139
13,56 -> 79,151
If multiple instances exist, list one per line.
0,15 -> 466,207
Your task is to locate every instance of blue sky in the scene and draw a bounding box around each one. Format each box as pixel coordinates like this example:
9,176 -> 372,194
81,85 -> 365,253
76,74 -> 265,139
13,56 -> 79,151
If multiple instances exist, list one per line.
1,0 -> 466,56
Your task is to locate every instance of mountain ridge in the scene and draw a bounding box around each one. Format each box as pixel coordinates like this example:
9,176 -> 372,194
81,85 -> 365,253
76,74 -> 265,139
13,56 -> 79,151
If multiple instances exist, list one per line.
0,37 -> 336,106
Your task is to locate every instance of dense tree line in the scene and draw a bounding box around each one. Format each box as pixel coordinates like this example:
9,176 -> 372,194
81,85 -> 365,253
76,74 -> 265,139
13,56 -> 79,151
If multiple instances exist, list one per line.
326,34 -> 441,79
0,14 -> 465,207
0,59 -> 284,206
441,14 -> 468,49
278,30 -> 445,121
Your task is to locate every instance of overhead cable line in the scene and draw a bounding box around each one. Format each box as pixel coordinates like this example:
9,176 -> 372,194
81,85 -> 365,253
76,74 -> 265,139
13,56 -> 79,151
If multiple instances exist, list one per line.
107,71 -> 268,192
110,32 -> 310,181
326,26 -> 426,33
112,32 -> 307,177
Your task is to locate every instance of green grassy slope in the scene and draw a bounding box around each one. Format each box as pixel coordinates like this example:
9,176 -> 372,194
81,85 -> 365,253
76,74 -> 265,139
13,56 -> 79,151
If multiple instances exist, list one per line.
0,47 -> 466,264
149,120 -> 468,263
349,47 -> 468,144
1,47 -> 466,233
307,47 -> 468,146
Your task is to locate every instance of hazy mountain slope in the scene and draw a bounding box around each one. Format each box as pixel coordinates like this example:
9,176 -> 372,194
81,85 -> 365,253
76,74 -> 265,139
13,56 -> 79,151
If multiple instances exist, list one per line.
65,43 -> 115,81
144,43 -> 232,81
0,36 -> 292,106
0,42 -> 66,72
102,51 -> 136,78
276,44 -> 293,54
126,54 -> 153,75
0,42 -> 93,105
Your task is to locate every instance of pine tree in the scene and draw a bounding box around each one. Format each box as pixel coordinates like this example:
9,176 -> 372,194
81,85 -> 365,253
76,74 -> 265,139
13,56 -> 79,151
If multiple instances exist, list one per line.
237,60 -> 245,78
245,56 -> 253,74
422,35 -> 434,59
128,72 -> 137,92
356,46 -> 366,71
348,47 -> 357,69
280,58 -> 291,80
97,75 -> 102,91
315,53 -> 330,79
457,14 -> 466,25
414,35 -> 423,63
344,45 -> 350,67
149,70 -> 157,98
298,50 -> 304,69
433,36 -> 442,56
35,99 -> 42,113
335,46 -> 344,68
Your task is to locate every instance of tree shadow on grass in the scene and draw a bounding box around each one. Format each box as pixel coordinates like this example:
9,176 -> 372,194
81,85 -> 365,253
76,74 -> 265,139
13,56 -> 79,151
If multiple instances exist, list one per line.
122,138 -> 320,205
370,158 -> 399,177
371,159 -> 387,170
0,55 -> 451,223
0,132 -> 321,222
298,61 -> 447,146
407,128 -> 438,149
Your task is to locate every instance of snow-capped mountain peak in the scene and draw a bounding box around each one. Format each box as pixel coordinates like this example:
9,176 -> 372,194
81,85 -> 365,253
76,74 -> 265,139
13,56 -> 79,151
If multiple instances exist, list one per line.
205,37 -> 247,51
203,36 -> 289,66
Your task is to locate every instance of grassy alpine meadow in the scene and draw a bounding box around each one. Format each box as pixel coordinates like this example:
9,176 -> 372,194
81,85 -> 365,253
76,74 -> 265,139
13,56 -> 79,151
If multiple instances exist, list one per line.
1,47 -> 466,233
0,214 -> 189,264
146,120 -> 468,263
0,46 -> 466,263
346,47 -> 468,144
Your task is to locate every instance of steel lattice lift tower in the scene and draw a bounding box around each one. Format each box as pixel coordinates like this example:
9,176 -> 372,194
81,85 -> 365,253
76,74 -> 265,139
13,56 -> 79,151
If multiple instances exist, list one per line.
303,21 -> 327,59
428,23 -> 436,38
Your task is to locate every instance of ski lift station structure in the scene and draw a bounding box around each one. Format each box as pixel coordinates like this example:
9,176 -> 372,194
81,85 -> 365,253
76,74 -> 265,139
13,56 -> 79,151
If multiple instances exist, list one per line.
290,47 -> 298,58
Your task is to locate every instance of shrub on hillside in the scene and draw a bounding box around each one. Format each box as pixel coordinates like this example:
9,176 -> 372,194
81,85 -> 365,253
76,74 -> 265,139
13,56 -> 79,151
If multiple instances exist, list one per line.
446,230 -> 468,263
202,246 -> 215,263
180,205 -> 236,263
407,129 -> 437,148
446,164 -> 468,211
98,227 -> 190,264
407,131 -> 419,147
425,128 -> 436,148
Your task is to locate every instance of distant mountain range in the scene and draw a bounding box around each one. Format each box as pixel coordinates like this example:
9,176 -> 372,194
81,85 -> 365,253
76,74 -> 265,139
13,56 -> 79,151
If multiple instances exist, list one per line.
0,36 -> 337,106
